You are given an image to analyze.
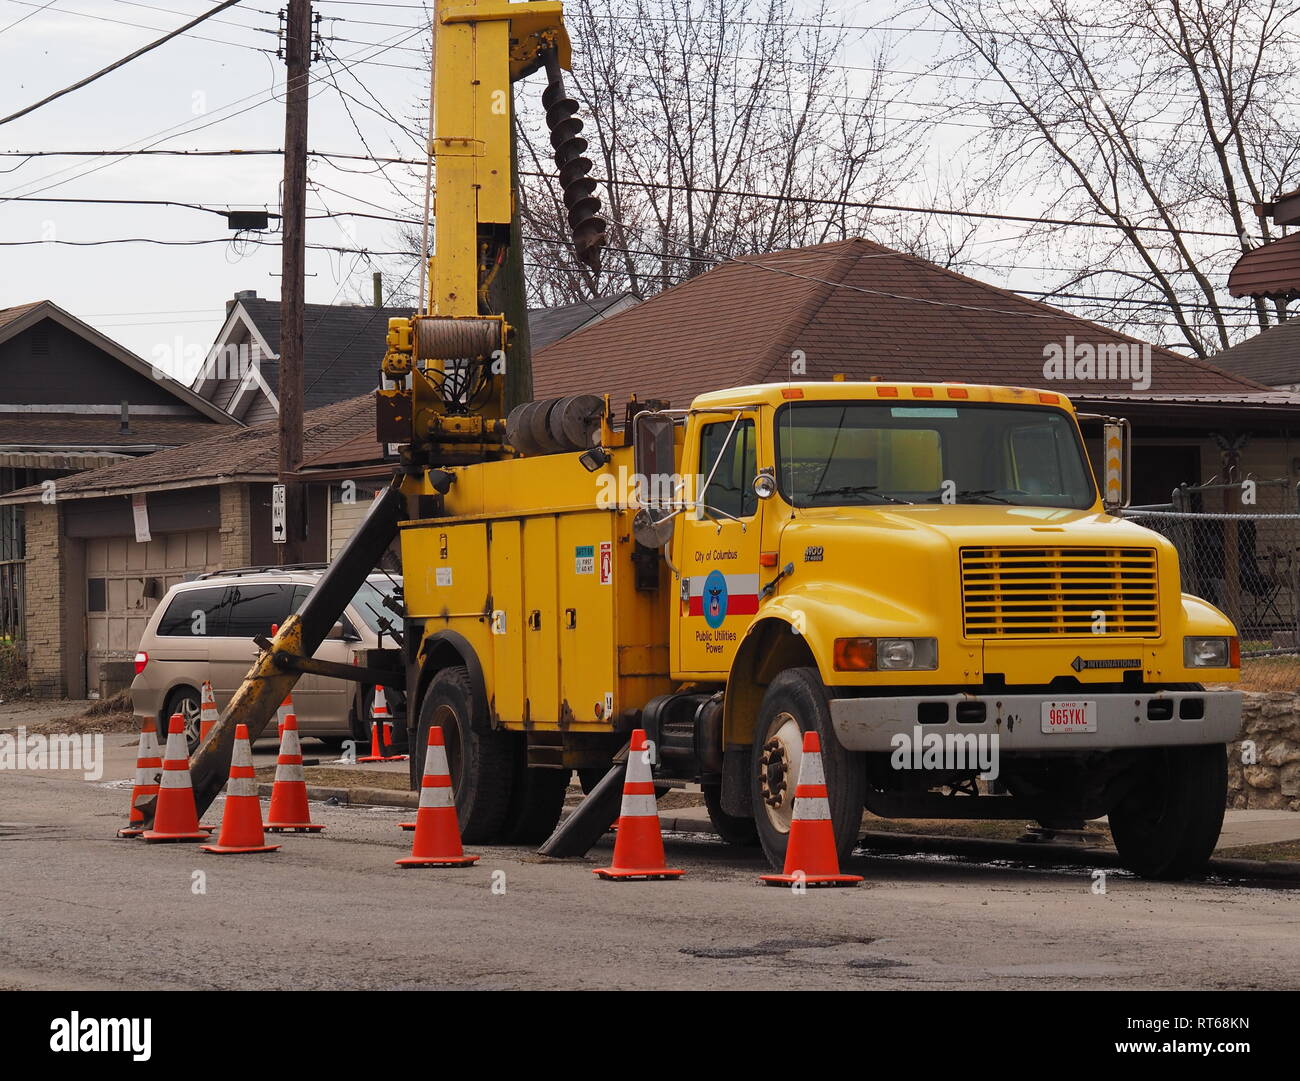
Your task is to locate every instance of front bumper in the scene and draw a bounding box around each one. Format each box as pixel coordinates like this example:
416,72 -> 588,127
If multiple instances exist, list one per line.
829,690 -> 1242,752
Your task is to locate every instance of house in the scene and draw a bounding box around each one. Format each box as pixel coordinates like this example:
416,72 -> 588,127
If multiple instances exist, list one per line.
1198,318 -> 1300,390
191,291 -> 415,423
0,395 -> 374,698
534,237 -> 1300,508
193,290 -> 639,422
527,292 -> 640,351
0,300 -> 236,643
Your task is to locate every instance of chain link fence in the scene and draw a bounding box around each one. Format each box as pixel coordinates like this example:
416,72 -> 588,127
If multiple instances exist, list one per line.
1125,479 -> 1300,693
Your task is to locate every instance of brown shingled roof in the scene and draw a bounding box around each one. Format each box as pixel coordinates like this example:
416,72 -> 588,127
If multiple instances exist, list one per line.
534,238 -> 1269,406
1,394 -> 376,503
1228,234 -> 1300,299
1204,317 -> 1300,387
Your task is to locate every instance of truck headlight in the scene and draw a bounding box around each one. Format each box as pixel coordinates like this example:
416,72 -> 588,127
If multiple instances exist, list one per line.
1183,636 -> 1238,668
834,637 -> 938,671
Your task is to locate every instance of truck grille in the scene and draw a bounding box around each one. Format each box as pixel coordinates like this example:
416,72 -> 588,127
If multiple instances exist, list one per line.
960,546 -> 1159,638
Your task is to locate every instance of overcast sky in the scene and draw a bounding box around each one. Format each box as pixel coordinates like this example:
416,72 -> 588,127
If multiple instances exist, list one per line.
0,0 -> 436,382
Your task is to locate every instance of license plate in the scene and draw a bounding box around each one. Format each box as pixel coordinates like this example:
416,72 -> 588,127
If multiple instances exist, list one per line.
1041,700 -> 1097,733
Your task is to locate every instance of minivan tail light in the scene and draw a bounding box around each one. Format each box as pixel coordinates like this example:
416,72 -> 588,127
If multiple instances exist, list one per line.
134,651 -> 149,675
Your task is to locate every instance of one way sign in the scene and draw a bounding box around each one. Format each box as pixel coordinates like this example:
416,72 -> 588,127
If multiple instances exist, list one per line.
271,483 -> 286,544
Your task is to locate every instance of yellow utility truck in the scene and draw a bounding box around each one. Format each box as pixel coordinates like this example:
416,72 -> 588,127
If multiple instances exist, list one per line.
396,380 -> 1242,879
184,0 -> 1241,882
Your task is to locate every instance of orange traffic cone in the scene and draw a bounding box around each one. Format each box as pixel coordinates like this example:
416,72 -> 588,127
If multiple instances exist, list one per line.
275,693 -> 294,740
374,686 -> 407,762
117,718 -> 162,837
396,726 -> 478,867
265,709 -> 325,833
201,724 -> 280,855
142,714 -> 210,843
759,731 -> 862,887
357,719 -> 385,763
199,681 -> 219,745
594,729 -> 683,881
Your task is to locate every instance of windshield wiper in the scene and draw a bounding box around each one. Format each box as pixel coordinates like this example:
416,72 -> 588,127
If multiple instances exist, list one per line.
925,489 -> 1013,504
811,484 -> 913,505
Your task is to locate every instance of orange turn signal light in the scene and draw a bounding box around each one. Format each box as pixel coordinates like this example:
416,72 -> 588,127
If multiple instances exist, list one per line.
759,551 -> 778,567
1230,636 -> 1241,668
781,387 -> 804,399
833,638 -> 877,671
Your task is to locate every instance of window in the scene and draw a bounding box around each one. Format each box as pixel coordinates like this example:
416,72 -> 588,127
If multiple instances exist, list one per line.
87,578 -> 107,613
156,587 -> 229,637
699,418 -> 757,520
775,402 -> 1095,509
225,583 -> 295,638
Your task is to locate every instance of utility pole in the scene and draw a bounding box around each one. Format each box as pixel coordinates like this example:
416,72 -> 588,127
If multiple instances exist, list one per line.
278,0 -> 312,564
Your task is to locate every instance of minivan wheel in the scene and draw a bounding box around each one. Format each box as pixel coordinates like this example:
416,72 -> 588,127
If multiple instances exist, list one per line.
412,666 -> 516,843
163,686 -> 203,755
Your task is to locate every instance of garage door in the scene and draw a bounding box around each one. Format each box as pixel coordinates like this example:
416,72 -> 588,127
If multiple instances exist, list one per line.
85,530 -> 221,693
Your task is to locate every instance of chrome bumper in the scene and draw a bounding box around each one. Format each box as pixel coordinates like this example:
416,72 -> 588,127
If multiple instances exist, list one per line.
829,690 -> 1243,752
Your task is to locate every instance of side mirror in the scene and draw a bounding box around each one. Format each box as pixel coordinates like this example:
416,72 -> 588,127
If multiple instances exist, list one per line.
1102,418 -> 1130,512
632,411 -> 677,503
328,621 -> 347,640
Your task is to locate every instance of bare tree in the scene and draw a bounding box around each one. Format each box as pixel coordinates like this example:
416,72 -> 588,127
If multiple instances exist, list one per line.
929,0 -> 1300,357
515,0 -> 922,305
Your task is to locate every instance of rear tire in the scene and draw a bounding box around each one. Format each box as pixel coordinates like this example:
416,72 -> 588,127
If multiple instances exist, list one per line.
750,667 -> 865,871
163,686 -> 202,756
703,782 -> 759,846
412,666 -> 516,843
1109,744 -> 1227,880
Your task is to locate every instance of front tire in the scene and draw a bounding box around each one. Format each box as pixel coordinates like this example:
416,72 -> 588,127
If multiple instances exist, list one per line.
1109,744 -> 1227,880
750,667 -> 865,870
412,666 -> 516,843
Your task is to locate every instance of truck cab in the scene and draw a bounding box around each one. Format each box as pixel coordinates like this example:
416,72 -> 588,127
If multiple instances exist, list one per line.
640,381 -> 1241,878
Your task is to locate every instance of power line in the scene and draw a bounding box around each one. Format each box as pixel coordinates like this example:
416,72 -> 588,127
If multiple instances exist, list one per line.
1,0 -> 253,129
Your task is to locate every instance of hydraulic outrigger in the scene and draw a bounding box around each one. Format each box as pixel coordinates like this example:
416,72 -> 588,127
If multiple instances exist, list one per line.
144,0 -> 604,825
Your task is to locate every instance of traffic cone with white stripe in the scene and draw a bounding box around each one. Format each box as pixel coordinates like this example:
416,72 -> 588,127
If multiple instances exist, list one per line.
142,714 -> 210,843
265,709 -> 325,833
200,724 -> 280,855
759,731 -> 862,887
374,686 -> 406,761
199,681 -> 220,745
593,729 -> 684,881
396,726 -> 478,867
117,718 -> 162,838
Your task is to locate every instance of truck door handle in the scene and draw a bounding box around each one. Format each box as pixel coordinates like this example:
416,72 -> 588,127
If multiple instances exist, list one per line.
564,608 -> 577,629
528,610 -> 542,630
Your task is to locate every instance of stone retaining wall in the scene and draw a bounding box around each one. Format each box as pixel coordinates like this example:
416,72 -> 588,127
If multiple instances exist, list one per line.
1228,692 -> 1300,811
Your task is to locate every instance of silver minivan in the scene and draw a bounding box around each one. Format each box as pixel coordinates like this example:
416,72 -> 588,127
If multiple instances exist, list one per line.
129,567 -> 404,752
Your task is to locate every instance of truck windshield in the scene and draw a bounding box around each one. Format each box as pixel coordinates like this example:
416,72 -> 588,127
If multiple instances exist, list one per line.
774,401 -> 1097,509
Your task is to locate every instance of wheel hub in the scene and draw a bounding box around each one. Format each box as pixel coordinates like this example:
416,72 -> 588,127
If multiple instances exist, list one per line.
758,712 -> 804,835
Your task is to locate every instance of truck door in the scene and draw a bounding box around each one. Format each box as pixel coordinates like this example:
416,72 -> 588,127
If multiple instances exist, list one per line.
676,413 -> 763,675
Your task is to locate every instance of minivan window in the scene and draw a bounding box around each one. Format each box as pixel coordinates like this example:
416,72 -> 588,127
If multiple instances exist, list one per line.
226,583 -> 295,638
157,586 -> 229,637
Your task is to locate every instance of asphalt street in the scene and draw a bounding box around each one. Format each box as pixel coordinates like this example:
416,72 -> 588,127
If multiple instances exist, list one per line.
2,727 -> 1299,990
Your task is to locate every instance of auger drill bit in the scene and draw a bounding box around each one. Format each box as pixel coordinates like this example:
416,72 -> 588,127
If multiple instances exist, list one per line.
541,47 -> 607,272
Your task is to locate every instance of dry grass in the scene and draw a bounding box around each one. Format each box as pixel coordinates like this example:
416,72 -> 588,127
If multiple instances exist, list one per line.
255,765 -> 412,791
